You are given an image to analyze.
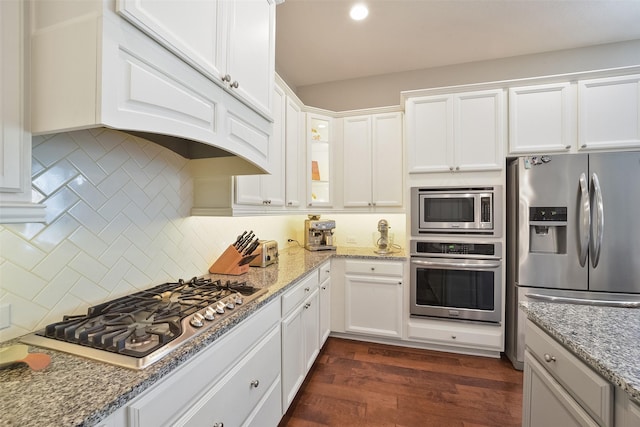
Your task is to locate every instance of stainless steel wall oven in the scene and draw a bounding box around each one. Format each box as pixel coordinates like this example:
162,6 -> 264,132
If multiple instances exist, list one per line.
410,240 -> 502,323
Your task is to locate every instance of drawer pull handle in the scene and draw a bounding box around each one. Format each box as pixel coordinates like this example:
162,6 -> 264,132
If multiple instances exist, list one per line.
451,335 -> 456,339
304,287 -> 310,292
250,379 -> 260,388
544,353 -> 556,363
371,267 -> 375,271
213,423 -> 224,427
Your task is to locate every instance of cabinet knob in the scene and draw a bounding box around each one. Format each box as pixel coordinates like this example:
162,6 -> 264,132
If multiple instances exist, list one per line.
543,353 -> 557,363
287,201 -> 293,205
222,74 -> 231,82
581,144 -> 587,149
455,166 -> 460,171
321,286 -> 326,290
231,81 -> 239,89
449,166 -> 454,171
368,202 -> 372,206
398,281 -> 402,285
565,145 -> 571,149
370,267 -> 375,271
304,287 -> 310,292
451,335 -> 457,340
304,302 -> 311,309
250,379 -> 260,388
213,423 -> 224,427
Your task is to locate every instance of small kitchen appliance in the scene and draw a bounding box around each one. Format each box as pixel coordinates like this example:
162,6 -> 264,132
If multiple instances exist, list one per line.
304,215 -> 336,251
21,277 -> 267,369
249,240 -> 279,267
373,219 -> 394,254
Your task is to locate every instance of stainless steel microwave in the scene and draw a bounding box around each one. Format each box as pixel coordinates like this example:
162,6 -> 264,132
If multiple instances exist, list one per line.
411,186 -> 502,236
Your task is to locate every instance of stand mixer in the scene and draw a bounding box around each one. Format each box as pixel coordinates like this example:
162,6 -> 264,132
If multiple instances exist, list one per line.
374,219 -> 393,254
304,215 -> 336,251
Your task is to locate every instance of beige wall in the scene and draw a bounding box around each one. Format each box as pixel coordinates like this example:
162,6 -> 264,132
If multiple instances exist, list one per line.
292,39 -> 640,111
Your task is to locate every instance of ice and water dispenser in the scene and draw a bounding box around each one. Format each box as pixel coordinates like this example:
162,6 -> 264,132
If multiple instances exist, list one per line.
528,207 -> 567,254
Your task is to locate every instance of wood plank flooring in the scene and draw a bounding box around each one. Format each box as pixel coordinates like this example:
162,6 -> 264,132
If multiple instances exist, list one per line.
280,337 -> 523,427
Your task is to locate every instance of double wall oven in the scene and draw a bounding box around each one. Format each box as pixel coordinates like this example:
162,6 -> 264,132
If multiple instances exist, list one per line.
410,186 -> 503,324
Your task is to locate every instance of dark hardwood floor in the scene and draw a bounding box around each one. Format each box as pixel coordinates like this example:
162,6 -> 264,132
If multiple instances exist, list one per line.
280,337 -> 523,427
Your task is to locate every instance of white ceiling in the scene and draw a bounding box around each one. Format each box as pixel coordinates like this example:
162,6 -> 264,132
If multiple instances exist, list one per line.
275,0 -> 640,88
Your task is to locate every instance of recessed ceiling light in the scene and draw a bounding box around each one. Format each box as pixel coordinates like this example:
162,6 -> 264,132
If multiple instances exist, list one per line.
350,3 -> 368,21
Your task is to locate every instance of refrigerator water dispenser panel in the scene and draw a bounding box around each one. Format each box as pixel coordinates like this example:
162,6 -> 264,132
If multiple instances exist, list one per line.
529,207 -> 567,254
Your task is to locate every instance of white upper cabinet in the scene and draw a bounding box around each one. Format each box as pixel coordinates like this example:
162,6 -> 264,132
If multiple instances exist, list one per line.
0,0 -> 45,223
31,1 -> 274,172
235,84 -> 285,208
578,74 -> 640,151
406,89 -> 505,173
117,0 -> 275,117
343,112 -> 403,208
508,83 -> 574,154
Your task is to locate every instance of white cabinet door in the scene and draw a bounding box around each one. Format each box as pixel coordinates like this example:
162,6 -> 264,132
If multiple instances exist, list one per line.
455,89 -> 504,172
343,115 -> 372,207
371,112 -> 403,206
406,90 -> 504,173
281,288 -> 319,412
509,83 -> 574,154
319,263 -> 331,346
345,274 -> 403,339
0,0 -> 45,223
343,112 -> 403,208
285,97 -> 303,208
578,74 -> 640,150
235,83 -> 285,208
225,0 -> 275,116
406,95 -> 452,173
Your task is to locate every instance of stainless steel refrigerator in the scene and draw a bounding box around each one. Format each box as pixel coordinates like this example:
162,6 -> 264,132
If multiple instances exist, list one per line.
505,152 -> 640,370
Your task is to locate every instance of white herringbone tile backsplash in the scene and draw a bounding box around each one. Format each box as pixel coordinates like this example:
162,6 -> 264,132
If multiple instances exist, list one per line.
0,128 -> 302,341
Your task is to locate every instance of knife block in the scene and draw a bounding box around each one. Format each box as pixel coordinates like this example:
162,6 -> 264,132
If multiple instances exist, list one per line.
209,245 -> 252,275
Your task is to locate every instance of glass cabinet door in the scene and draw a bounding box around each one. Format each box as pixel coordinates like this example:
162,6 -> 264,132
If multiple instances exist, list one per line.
307,114 -> 332,206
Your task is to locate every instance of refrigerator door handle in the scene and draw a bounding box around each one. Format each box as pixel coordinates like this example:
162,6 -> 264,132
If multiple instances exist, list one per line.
590,172 -> 604,268
525,292 -> 640,307
578,173 -> 590,267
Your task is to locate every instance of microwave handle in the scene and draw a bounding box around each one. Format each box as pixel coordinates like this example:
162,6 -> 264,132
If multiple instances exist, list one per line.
411,259 -> 501,270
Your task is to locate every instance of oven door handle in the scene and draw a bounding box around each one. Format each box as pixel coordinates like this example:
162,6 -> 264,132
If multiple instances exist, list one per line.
411,259 -> 501,270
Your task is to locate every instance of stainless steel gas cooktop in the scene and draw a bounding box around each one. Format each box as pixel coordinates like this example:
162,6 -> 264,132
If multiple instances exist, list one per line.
21,277 -> 266,369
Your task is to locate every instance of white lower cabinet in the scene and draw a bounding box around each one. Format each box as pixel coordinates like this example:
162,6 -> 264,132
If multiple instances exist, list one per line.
281,270 -> 320,412
120,299 -> 281,427
523,320 -> 612,427
344,260 -> 403,339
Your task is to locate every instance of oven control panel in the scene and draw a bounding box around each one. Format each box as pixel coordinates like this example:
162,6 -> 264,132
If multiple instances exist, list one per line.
410,240 -> 502,259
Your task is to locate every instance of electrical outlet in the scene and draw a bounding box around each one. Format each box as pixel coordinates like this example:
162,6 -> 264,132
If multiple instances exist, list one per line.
346,236 -> 357,244
0,304 -> 11,330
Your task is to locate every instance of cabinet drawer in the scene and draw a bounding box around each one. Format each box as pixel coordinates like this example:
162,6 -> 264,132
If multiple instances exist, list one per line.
525,320 -> 612,426
282,270 -> 319,316
408,319 -> 503,350
319,261 -> 331,282
178,326 -> 281,426
345,259 -> 403,276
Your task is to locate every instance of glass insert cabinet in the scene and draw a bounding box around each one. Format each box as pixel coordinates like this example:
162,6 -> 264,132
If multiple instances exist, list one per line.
307,113 -> 333,207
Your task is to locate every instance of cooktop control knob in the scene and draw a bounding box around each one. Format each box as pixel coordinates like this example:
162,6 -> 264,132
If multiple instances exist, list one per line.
226,299 -> 235,310
215,301 -> 226,314
234,293 -> 244,305
190,313 -> 204,328
204,307 -> 215,321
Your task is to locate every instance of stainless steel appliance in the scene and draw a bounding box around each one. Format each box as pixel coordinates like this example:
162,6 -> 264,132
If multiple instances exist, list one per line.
21,277 -> 267,369
249,240 -> 279,267
506,152 -> 640,369
304,215 -> 336,251
411,186 -> 502,236
410,240 -> 503,323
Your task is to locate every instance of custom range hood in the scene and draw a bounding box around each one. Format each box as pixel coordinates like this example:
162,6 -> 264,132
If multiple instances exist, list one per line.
30,1 -> 272,174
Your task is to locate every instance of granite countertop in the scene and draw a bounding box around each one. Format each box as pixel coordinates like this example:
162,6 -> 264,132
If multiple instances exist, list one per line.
0,246 -> 406,427
521,301 -> 640,404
